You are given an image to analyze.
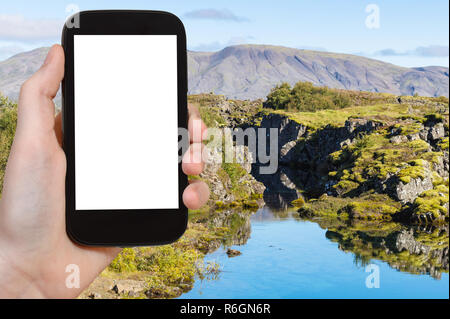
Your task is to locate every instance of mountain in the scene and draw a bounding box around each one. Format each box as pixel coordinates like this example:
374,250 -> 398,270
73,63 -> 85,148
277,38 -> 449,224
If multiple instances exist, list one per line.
0,45 -> 448,104
188,45 -> 449,99
0,48 -> 50,102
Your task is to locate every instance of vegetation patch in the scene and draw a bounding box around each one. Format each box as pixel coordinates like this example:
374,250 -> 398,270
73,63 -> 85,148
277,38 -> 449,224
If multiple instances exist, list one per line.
265,81 -> 397,112
291,197 -> 305,208
397,160 -> 427,184
338,199 -> 400,221
412,184 -> 449,220
0,95 -> 17,193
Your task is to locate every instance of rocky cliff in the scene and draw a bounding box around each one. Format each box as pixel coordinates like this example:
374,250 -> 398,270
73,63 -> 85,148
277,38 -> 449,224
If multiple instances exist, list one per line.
227,94 -> 449,225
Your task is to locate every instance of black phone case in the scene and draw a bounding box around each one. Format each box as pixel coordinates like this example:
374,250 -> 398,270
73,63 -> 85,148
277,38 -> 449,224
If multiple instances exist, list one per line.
62,10 -> 188,246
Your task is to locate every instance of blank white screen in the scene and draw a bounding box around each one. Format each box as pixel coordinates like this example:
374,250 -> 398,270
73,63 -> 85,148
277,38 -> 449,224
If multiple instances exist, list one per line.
74,35 -> 179,210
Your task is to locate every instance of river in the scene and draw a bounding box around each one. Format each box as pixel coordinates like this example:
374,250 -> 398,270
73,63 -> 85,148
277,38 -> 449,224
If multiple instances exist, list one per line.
180,207 -> 449,299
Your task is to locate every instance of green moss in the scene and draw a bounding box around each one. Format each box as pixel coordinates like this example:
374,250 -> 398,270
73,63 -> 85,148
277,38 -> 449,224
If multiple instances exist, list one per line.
291,197 -> 305,208
250,193 -> 263,200
145,245 -> 202,285
397,160 -> 427,184
104,219 -> 230,298
328,171 -> 338,178
438,137 -> 449,151
330,194 -> 401,220
109,248 -> 139,272
413,187 -> 449,219
242,199 -> 259,209
420,151 -> 443,164
333,180 -> 360,195
230,201 -> 240,207
397,122 -> 423,135
407,139 -> 430,152
431,171 -> 445,186
329,150 -> 344,164
414,228 -> 449,249
215,201 -> 225,208
299,196 -> 353,218
340,201 -> 399,220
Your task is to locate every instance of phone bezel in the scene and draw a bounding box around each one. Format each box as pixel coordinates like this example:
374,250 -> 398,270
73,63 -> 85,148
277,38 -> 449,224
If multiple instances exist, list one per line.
62,10 -> 188,246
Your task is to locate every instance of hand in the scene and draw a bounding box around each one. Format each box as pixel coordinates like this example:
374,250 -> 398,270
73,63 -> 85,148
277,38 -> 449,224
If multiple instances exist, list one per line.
0,45 -> 209,298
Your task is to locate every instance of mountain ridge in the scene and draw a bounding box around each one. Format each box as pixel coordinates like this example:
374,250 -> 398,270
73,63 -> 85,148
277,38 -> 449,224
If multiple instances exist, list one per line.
187,44 -> 449,99
0,44 -> 448,104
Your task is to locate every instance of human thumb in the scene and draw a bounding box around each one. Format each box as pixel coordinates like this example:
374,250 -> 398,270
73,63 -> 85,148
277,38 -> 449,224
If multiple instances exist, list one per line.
15,44 -> 64,141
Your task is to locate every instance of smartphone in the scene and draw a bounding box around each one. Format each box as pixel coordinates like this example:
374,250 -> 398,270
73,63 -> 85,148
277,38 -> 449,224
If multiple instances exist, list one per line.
62,11 -> 188,246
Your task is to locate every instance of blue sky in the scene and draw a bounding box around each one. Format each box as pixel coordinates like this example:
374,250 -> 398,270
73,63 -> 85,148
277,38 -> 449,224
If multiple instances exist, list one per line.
0,0 -> 448,67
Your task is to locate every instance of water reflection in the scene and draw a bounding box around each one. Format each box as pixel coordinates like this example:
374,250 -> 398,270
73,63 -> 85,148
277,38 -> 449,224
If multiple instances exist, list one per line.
183,206 -> 449,299
251,166 -> 309,210
196,204 -> 448,280
268,208 -> 449,279
247,161 -> 449,279
191,209 -> 253,253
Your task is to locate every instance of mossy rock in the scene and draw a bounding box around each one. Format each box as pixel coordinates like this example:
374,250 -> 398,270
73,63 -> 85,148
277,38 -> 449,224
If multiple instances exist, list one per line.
291,197 -> 305,208
333,180 -> 360,196
412,187 -> 449,220
397,160 -> 427,184
338,197 -> 400,221
242,200 -> 259,209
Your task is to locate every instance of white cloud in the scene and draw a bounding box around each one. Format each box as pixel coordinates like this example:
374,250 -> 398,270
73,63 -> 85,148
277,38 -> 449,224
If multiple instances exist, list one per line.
184,9 -> 249,22
374,45 -> 449,57
414,45 -> 449,57
0,14 -> 62,40
190,36 -> 255,52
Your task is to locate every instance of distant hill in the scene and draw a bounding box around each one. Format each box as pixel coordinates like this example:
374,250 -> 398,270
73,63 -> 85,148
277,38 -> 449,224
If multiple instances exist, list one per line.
0,48 -> 51,103
0,45 -> 448,104
188,45 -> 449,99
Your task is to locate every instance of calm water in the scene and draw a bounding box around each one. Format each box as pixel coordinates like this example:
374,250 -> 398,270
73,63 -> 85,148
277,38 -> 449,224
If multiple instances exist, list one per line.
180,207 -> 449,299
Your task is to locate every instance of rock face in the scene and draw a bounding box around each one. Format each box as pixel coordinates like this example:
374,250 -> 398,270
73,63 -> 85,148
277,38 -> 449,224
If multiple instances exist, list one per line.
391,176 -> 433,204
254,114 -> 382,168
246,109 -> 449,224
259,113 -> 307,149
433,152 -> 449,178
201,144 -> 266,206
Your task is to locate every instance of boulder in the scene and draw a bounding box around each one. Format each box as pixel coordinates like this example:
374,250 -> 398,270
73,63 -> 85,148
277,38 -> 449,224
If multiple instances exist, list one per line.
394,176 -> 433,204
226,248 -> 242,257
428,123 -> 445,141
111,280 -> 146,296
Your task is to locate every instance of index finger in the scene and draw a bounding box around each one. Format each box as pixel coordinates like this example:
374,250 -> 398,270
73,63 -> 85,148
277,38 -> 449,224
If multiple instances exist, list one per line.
188,103 -> 207,143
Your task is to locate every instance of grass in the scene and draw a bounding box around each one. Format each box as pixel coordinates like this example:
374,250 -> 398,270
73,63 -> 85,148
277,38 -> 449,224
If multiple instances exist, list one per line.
268,103 -> 408,129
265,81 -> 398,112
0,95 -> 17,193
267,94 -> 447,130
299,196 -> 353,218
104,221 -> 229,298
